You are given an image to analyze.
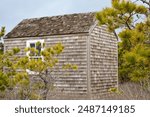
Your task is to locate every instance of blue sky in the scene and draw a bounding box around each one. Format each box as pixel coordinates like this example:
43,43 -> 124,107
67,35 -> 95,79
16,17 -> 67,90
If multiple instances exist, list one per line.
0,0 -> 111,33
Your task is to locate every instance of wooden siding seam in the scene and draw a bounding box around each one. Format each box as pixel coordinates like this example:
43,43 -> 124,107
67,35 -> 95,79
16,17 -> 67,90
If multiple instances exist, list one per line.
87,34 -> 91,98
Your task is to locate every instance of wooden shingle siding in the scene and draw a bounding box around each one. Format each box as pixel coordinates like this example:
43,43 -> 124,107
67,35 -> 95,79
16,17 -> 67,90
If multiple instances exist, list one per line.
4,40 -> 26,56
90,25 -> 118,96
4,33 -> 89,96
4,12 -> 118,99
45,34 -> 88,95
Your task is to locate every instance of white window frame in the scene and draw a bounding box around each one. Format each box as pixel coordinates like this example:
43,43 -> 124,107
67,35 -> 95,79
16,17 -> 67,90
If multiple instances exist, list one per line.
26,39 -> 45,74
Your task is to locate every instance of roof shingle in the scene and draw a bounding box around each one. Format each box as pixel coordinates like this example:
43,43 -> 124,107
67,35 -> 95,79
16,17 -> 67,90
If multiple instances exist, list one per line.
5,12 -> 96,38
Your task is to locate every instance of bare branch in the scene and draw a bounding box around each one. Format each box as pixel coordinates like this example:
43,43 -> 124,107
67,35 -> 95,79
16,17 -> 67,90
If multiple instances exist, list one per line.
113,31 -> 119,41
140,0 -> 150,6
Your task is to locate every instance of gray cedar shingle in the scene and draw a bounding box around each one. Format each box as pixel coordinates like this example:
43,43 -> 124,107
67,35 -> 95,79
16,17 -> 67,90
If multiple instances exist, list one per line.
5,12 -> 96,38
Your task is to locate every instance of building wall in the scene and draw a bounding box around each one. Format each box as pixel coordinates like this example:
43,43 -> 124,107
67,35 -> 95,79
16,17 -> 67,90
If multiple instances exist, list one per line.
45,34 -> 88,97
90,24 -> 118,97
4,25 -> 118,99
4,33 -> 89,98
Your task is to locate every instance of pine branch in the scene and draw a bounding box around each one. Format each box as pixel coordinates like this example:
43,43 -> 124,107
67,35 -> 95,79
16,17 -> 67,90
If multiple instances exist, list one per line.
140,0 -> 150,6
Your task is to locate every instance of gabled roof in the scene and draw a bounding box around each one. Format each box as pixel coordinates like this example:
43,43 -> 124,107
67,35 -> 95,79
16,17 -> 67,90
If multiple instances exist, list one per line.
5,12 -> 96,38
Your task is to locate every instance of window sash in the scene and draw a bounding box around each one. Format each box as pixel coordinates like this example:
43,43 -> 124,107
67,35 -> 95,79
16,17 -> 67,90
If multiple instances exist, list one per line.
26,39 -> 44,58
26,39 -> 44,74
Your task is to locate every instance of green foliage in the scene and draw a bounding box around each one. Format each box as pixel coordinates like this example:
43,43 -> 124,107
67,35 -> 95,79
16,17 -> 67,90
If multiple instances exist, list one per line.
96,0 -> 148,31
13,47 -> 20,54
0,27 -> 5,37
36,41 -> 41,47
0,43 -> 3,55
63,63 -> 78,70
96,0 -> 150,88
108,87 -> 123,94
0,72 -> 9,91
0,27 -> 5,55
0,48 -> 30,99
0,42 -> 78,99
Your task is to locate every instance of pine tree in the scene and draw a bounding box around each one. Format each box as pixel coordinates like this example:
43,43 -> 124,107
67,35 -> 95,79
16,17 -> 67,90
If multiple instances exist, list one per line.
0,42 -> 77,99
0,27 -> 5,54
96,0 -> 150,89
0,27 -> 77,99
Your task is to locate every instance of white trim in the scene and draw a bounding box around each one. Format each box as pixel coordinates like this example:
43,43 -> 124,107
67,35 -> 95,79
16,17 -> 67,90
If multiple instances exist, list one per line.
26,39 -> 44,56
26,39 -> 44,74
89,21 -> 98,34
26,69 -> 39,75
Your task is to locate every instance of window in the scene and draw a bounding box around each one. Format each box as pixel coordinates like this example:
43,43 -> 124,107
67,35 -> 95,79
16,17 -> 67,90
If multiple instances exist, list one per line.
26,40 -> 44,60
26,39 -> 45,74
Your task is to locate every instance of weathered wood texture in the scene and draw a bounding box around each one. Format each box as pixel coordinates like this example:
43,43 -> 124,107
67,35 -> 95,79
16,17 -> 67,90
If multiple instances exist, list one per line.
4,34 -> 89,97
45,34 -> 88,96
90,24 -> 118,98
4,23 -> 118,99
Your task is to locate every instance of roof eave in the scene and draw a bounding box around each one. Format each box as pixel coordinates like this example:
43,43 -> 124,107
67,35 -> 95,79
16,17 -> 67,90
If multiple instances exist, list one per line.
4,32 -> 89,39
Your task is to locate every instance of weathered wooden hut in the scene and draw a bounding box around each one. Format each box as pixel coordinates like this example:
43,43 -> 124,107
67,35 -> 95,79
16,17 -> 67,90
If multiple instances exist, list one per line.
4,12 -> 118,99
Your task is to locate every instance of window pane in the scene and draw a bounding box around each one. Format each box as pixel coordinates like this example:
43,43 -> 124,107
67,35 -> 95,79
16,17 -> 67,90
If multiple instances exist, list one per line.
29,43 -> 36,56
30,43 -> 35,48
36,43 -> 41,56
27,41 -> 43,60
